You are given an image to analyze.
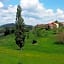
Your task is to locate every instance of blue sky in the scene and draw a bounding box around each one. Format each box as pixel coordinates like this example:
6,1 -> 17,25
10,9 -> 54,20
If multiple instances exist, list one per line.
0,0 -> 64,25
1,0 -> 19,7
1,0 -> 64,10
40,0 -> 64,10
0,0 -> 64,10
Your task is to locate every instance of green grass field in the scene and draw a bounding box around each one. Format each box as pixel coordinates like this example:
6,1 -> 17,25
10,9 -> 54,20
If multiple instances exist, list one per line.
0,33 -> 64,64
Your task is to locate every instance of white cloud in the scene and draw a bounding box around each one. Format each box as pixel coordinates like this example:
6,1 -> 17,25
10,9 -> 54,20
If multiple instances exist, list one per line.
20,0 -> 64,25
0,5 -> 17,25
0,0 -> 64,26
21,0 -> 43,10
57,9 -> 63,14
0,2 -> 4,8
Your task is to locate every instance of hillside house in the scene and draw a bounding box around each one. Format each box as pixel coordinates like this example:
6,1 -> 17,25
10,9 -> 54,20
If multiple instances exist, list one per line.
35,21 -> 60,30
48,22 -> 59,29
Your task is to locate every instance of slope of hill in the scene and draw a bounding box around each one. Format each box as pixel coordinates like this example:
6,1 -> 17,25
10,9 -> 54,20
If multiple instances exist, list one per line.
0,23 -> 15,28
0,33 -> 64,64
0,23 -> 33,28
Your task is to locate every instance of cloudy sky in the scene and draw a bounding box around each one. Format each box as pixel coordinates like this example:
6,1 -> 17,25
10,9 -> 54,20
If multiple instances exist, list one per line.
0,0 -> 64,25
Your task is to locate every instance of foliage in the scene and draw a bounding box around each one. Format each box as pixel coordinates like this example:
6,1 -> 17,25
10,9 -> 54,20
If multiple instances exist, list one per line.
52,27 -> 64,34
4,27 -> 10,36
15,5 -> 25,49
35,28 -> 42,37
54,20 -> 58,23
4,27 -> 15,36
55,32 -> 64,44
32,27 -> 49,37
32,27 -> 42,37
24,25 -> 33,32
26,32 -> 29,39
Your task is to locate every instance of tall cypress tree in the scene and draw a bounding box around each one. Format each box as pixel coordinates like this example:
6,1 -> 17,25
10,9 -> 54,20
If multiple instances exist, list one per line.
15,5 -> 25,49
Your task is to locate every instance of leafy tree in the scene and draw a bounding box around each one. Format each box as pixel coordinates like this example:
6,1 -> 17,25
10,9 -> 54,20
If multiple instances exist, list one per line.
4,27 -> 10,36
15,5 -> 25,49
54,20 -> 58,23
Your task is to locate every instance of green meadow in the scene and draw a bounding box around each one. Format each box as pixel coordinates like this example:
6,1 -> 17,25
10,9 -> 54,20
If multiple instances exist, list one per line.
0,31 -> 64,64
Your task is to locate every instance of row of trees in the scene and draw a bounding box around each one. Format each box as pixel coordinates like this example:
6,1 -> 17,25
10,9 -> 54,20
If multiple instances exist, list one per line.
4,27 -> 14,36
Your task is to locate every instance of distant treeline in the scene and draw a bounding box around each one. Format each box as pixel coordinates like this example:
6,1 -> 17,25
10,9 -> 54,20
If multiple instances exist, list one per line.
0,23 -> 33,36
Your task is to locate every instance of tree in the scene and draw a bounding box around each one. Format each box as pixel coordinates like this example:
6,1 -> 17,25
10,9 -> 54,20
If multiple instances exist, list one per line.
15,5 -> 25,49
4,27 -> 10,36
54,20 -> 58,23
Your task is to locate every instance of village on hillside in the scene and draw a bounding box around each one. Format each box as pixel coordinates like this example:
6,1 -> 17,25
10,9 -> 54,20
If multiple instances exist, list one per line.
35,20 -> 64,29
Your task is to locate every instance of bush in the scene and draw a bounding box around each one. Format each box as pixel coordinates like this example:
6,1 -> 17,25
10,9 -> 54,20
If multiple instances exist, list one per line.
32,40 -> 37,44
55,32 -> 64,44
10,29 -> 15,33
4,27 -> 10,36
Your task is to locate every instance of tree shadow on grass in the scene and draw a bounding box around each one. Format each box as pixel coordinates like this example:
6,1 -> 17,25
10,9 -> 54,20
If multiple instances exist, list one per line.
54,41 -> 64,45
18,62 -> 23,64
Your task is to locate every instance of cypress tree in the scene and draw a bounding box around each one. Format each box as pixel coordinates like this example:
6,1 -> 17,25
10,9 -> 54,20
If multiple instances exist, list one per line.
15,5 -> 25,50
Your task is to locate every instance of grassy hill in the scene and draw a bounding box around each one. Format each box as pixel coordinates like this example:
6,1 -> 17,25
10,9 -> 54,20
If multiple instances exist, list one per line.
0,32 -> 64,64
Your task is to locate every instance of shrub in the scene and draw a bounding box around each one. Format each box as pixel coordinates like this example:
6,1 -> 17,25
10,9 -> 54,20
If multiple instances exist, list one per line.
32,40 -> 37,44
4,27 -> 10,36
55,32 -> 64,44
